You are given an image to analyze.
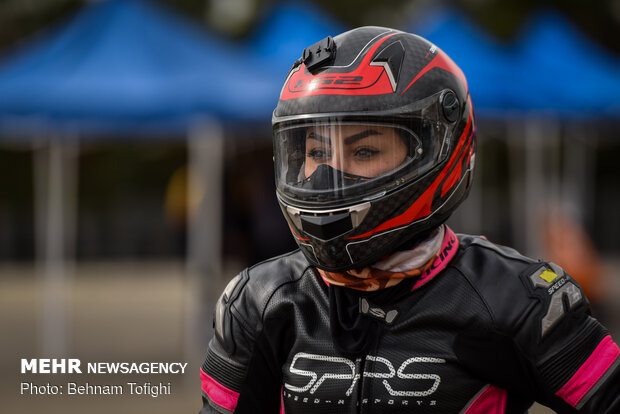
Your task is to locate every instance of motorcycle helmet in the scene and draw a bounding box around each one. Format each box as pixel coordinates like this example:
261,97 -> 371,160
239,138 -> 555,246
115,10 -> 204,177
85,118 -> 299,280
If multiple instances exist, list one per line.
272,26 -> 476,271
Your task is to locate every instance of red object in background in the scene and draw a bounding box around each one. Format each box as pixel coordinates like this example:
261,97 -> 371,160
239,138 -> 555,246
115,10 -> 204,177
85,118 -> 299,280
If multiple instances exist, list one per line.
542,208 -> 604,303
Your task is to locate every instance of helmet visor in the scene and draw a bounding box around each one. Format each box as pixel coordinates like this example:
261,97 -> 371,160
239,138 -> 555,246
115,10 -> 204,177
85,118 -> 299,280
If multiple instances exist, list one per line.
274,112 -> 451,206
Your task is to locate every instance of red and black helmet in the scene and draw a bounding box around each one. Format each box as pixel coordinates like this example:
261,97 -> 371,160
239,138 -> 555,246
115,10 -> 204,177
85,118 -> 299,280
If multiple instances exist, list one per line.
272,26 -> 476,271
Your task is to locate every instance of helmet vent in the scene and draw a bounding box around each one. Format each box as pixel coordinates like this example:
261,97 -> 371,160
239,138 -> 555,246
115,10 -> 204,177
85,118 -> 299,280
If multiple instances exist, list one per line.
370,40 -> 405,92
441,90 -> 460,122
300,211 -> 353,241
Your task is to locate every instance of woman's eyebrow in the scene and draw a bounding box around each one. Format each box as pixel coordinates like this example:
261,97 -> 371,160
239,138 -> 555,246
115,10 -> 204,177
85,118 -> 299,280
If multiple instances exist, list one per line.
344,129 -> 381,144
307,132 -> 330,144
306,129 -> 381,145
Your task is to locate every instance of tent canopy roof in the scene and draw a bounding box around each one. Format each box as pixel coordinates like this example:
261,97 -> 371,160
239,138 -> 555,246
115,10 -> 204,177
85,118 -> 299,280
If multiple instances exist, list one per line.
0,1 -> 618,136
408,6 -> 620,119
0,0 -> 278,134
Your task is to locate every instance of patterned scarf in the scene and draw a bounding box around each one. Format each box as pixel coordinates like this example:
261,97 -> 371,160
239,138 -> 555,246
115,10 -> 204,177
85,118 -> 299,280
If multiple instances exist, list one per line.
317,226 -> 445,291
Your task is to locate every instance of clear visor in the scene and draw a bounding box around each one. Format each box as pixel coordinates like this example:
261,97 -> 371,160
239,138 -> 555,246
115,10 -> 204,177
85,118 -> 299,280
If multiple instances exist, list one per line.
274,107 -> 452,206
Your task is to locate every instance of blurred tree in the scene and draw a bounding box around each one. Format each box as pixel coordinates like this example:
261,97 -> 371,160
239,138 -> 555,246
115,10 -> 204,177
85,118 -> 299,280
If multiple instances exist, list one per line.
311,0 -> 619,54
0,0 -> 82,55
0,0 -> 617,55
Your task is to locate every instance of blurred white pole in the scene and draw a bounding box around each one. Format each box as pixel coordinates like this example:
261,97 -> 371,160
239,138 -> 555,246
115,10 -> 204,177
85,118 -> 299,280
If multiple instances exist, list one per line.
185,120 -> 224,368
507,120 -> 526,252
523,119 -> 546,257
507,118 -> 546,256
33,133 -> 78,356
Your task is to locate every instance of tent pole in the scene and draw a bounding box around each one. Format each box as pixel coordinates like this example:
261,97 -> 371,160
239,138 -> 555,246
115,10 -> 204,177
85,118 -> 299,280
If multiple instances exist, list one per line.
521,117 -> 560,257
185,120 -> 224,370
507,120 -> 526,252
523,118 -> 545,257
34,133 -> 78,356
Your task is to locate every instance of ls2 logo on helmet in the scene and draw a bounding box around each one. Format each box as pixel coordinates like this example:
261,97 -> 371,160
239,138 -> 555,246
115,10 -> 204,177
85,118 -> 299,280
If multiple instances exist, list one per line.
293,75 -> 363,90
283,352 -> 445,403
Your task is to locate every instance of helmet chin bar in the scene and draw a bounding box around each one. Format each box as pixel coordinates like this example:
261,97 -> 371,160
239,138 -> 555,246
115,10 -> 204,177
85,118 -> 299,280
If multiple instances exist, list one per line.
284,201 -> 371,242
281,160 -> 475,271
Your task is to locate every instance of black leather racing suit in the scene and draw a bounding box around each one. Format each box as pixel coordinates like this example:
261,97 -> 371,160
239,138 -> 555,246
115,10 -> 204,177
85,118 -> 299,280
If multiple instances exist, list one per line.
200,231 -> 620,413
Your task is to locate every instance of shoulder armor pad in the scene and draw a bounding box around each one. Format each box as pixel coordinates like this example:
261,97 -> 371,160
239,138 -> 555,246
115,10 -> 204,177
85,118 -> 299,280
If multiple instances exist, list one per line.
522,262 -> 587,340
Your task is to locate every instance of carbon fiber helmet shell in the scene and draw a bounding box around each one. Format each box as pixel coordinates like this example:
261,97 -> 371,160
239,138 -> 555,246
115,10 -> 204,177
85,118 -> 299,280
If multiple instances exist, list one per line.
272,26 -> 476,271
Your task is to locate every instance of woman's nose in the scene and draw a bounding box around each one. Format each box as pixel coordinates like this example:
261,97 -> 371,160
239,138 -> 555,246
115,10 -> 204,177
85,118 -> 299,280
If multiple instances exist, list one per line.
327,148 -> 346,172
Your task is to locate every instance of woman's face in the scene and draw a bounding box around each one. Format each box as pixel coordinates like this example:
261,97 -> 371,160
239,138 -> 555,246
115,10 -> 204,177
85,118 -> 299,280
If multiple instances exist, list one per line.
304,124 -> 408,179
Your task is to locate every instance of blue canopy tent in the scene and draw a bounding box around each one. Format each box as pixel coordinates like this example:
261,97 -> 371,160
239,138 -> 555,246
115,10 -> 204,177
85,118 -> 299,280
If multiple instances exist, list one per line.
505,10 -> 620,254
512,10 -> 620,118
0,0 -> 281,356
408,7 -> 620,256
0,0 -> 278,134
408,7 -> 620,119
407,7 -> 516,118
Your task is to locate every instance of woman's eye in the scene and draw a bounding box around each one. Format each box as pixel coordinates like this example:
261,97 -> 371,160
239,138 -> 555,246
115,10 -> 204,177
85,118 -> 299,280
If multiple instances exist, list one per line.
354,147 -> 380,159
307,148 -> 329,161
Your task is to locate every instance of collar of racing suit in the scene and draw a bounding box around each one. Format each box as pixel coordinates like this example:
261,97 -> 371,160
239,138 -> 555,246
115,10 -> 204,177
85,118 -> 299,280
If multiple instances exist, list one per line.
323,225 -> 460,358
317,225 -> 453,292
